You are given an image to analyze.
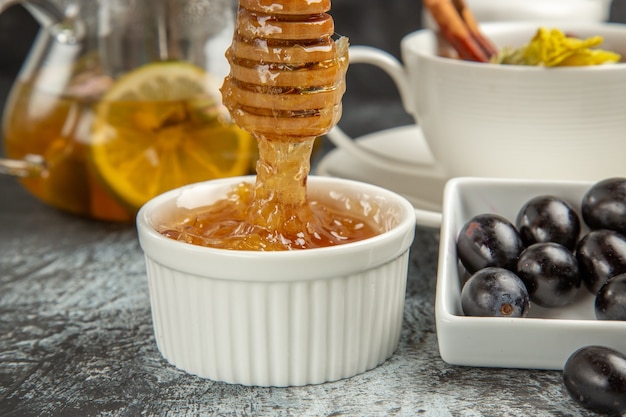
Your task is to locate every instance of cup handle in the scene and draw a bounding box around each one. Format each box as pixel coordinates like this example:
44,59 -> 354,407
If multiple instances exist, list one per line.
327,46 -> 446,178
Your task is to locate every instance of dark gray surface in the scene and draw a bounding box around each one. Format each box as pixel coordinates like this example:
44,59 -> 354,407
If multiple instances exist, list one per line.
2,2 -> 626,416
0,175 -> 597,417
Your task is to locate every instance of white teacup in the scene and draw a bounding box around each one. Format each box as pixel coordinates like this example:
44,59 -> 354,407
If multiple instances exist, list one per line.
328,22 -> 626,181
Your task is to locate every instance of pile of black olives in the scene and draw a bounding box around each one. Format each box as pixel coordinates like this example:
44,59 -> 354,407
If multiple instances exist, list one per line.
456,178 -> 626,416
457,177 -> 626,320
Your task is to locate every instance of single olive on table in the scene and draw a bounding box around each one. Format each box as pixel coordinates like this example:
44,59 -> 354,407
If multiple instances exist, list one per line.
563,346 -> 626,416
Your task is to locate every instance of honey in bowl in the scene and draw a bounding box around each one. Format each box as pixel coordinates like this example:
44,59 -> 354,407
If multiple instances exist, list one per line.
158,0 -> 373,251
158,176 -> 381,251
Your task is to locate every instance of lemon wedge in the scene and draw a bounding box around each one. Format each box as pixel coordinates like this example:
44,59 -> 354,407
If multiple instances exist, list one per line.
90,61 -> 254,211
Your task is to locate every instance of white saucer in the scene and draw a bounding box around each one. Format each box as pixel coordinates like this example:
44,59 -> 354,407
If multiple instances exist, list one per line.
316,125 -> 446,228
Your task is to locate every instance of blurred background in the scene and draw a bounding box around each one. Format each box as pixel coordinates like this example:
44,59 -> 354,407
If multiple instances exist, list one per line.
1,0 -> 626,154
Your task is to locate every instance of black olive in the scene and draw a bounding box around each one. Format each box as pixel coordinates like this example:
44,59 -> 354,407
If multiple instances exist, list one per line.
457,214 -> 524,274
563,346 -> 626,416
460,267 -> 530,318
516,242 -> 580,308
595,273 -> 626,321
582,177 -> 626,235
576,229 -> 626,295
516,195 -> 580,251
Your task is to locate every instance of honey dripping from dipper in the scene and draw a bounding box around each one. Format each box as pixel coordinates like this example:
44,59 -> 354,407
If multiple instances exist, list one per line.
160,0 -> 380,250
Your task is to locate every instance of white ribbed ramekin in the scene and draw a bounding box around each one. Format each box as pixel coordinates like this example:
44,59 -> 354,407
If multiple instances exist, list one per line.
137,176 -> 416,386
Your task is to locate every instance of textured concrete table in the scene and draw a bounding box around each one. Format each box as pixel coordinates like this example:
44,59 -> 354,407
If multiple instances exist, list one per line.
0,163 -> 597,417
5,1 -> 625,412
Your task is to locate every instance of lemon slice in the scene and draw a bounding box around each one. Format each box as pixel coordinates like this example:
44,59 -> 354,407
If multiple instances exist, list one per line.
90,61 -> 254,211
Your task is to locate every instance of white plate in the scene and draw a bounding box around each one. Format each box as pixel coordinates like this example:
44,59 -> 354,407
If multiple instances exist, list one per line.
316,125 -> 445,228
436,177 -> 626,370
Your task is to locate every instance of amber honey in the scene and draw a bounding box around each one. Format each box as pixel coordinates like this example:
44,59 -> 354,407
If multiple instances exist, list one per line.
159,135 -> 380,250
159,180 -> 379,250
157,0 -> 366,251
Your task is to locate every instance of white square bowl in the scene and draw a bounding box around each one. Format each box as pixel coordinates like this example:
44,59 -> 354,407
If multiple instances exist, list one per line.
436,177 -> 626,370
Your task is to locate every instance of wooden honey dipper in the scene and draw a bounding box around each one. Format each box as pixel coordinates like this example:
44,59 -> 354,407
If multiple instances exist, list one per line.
221,0 -> 348,141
